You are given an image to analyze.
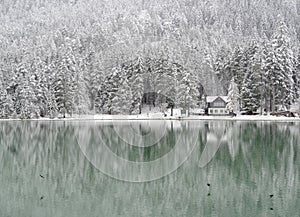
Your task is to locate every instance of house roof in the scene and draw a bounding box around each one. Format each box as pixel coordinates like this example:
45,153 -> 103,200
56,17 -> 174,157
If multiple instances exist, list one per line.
206,96 -> 228,103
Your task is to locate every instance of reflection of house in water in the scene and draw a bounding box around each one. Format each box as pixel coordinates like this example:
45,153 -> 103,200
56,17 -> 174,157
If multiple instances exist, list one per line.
200,121 -> 240,167
199,121 -> 228,167
206,96 -> 229,115
207,121 -> 227,136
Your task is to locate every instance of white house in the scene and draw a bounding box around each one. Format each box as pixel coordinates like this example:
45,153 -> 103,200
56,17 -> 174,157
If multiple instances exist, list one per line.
206,96 -> 229,115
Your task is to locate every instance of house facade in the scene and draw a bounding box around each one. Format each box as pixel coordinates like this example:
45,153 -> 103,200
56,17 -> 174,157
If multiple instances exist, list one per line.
206,96 -> 229,115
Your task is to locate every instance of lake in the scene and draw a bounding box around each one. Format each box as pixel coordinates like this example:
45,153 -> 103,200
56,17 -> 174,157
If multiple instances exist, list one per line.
0,120 -> 299,217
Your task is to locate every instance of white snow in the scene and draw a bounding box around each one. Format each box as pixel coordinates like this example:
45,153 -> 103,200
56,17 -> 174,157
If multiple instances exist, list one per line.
1,114 -> 299,121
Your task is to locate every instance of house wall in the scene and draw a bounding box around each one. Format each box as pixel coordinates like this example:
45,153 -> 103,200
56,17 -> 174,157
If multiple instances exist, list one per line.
208,108 -> 229,115
206,96 -> 230,115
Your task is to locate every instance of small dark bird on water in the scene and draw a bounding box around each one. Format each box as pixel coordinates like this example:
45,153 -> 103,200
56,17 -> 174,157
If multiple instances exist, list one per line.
270,208 -> 273,210
40,196 -> 44,200
40,175 -> 45,179
207,183 -> 211,196
269,194 -> 274,198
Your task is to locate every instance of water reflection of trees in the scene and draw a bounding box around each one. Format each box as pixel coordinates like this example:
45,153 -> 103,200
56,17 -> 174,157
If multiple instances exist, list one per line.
198,121 -> 300,216
0,121 -> 299,217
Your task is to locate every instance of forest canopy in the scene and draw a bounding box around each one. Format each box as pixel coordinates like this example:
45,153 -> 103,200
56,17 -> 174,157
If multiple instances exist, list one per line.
0,0 -> 300,118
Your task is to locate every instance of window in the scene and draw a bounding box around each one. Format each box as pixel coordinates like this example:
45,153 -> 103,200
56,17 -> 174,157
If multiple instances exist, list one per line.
220,109 -> 223,113
214,109 -> 218,113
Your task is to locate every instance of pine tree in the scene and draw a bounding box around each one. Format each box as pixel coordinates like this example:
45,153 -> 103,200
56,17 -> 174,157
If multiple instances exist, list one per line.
47,85 -> 58,118
226,77 -> 239,114
42,58 -> 58,118
31,57 -> 48,117
262,21 -> 296,112
214,47 -> 232,93
101,67 -> 121,114
111,77 -> 133,114
240,41 -> 265,113
0,79 -> 14,118
229,46 -> 245,91
129,57 -> 144,114
15,75 -> 39,119
12,63 -> 39,118
176,70 -> 198,115
296,51 -> 300,112
84,51 -> 103,113
73,64 -> 89,115
167,62 -> 180,112
54,51 -> 76,117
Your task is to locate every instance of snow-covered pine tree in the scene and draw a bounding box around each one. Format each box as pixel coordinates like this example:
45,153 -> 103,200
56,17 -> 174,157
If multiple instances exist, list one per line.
42,57 -> 58,118
229,46 -> 245,90
54,51 -> 76,118
0,79 -> 14,118
47,84 -> 58,118
15,74 -> 39,119
84,51 -> 103,113
111,77 -> 133,115
148,58 -> 168,108
30,57 -> 48,117
176,70 -> 198,115
130,57 -> 144,114
226,77 -> 239,114
68,37 -> 90,115
240,41 -> 265,113
101,67 -> 122,114
214,47 -> 232,93
155,59 -> 174,108
73,61 -> 89,115
159,62 -> 180,116
262,21 -> 296,112
12,63 -> 39,118
296,51 -> 300,112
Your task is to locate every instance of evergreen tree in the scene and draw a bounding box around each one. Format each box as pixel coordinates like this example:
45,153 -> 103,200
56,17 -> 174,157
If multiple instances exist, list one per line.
73,64 -> 89,115
214,47 -> 232,93
129,57 -> 144,114
101,67 -> 121,114
84,51 -> 103,113
43,58 -> 58,118
15,74 -> 39,119
240,41 -> 265,113
111,77 -> 133,114
226,77 -> 239,114
47,85 -> 58,118
228,46 -> 245,91
166,63 -> 181,114
0,79 -> 14,118
262,21 -> 296,112
31,57 -> 49,117
176,70 -> 197,115
54,52 -> 76,117
296,51 -> 300,111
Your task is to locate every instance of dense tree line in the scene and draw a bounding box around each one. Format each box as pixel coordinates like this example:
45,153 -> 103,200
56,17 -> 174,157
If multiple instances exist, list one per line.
219,21 -> 299,113
0,0 -> 300,118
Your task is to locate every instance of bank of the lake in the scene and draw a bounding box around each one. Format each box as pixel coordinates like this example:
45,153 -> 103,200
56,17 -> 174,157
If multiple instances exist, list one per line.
1,114 -> 300,122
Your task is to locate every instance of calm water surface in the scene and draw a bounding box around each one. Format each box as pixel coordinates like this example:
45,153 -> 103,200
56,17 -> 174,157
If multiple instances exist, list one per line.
0,120 -> 299,217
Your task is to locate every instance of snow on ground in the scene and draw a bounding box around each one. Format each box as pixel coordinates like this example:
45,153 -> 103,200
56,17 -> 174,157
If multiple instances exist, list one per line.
1,113 -> 300,121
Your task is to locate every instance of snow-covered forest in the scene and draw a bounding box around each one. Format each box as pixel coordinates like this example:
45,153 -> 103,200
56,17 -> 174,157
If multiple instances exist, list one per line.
0,0 -> 300,118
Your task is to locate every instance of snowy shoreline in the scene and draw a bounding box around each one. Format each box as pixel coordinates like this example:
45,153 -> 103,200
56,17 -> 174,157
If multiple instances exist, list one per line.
1,114 -> 300,122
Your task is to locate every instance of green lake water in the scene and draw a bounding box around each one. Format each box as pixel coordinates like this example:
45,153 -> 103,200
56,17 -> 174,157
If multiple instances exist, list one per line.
0,120 -> 299,217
